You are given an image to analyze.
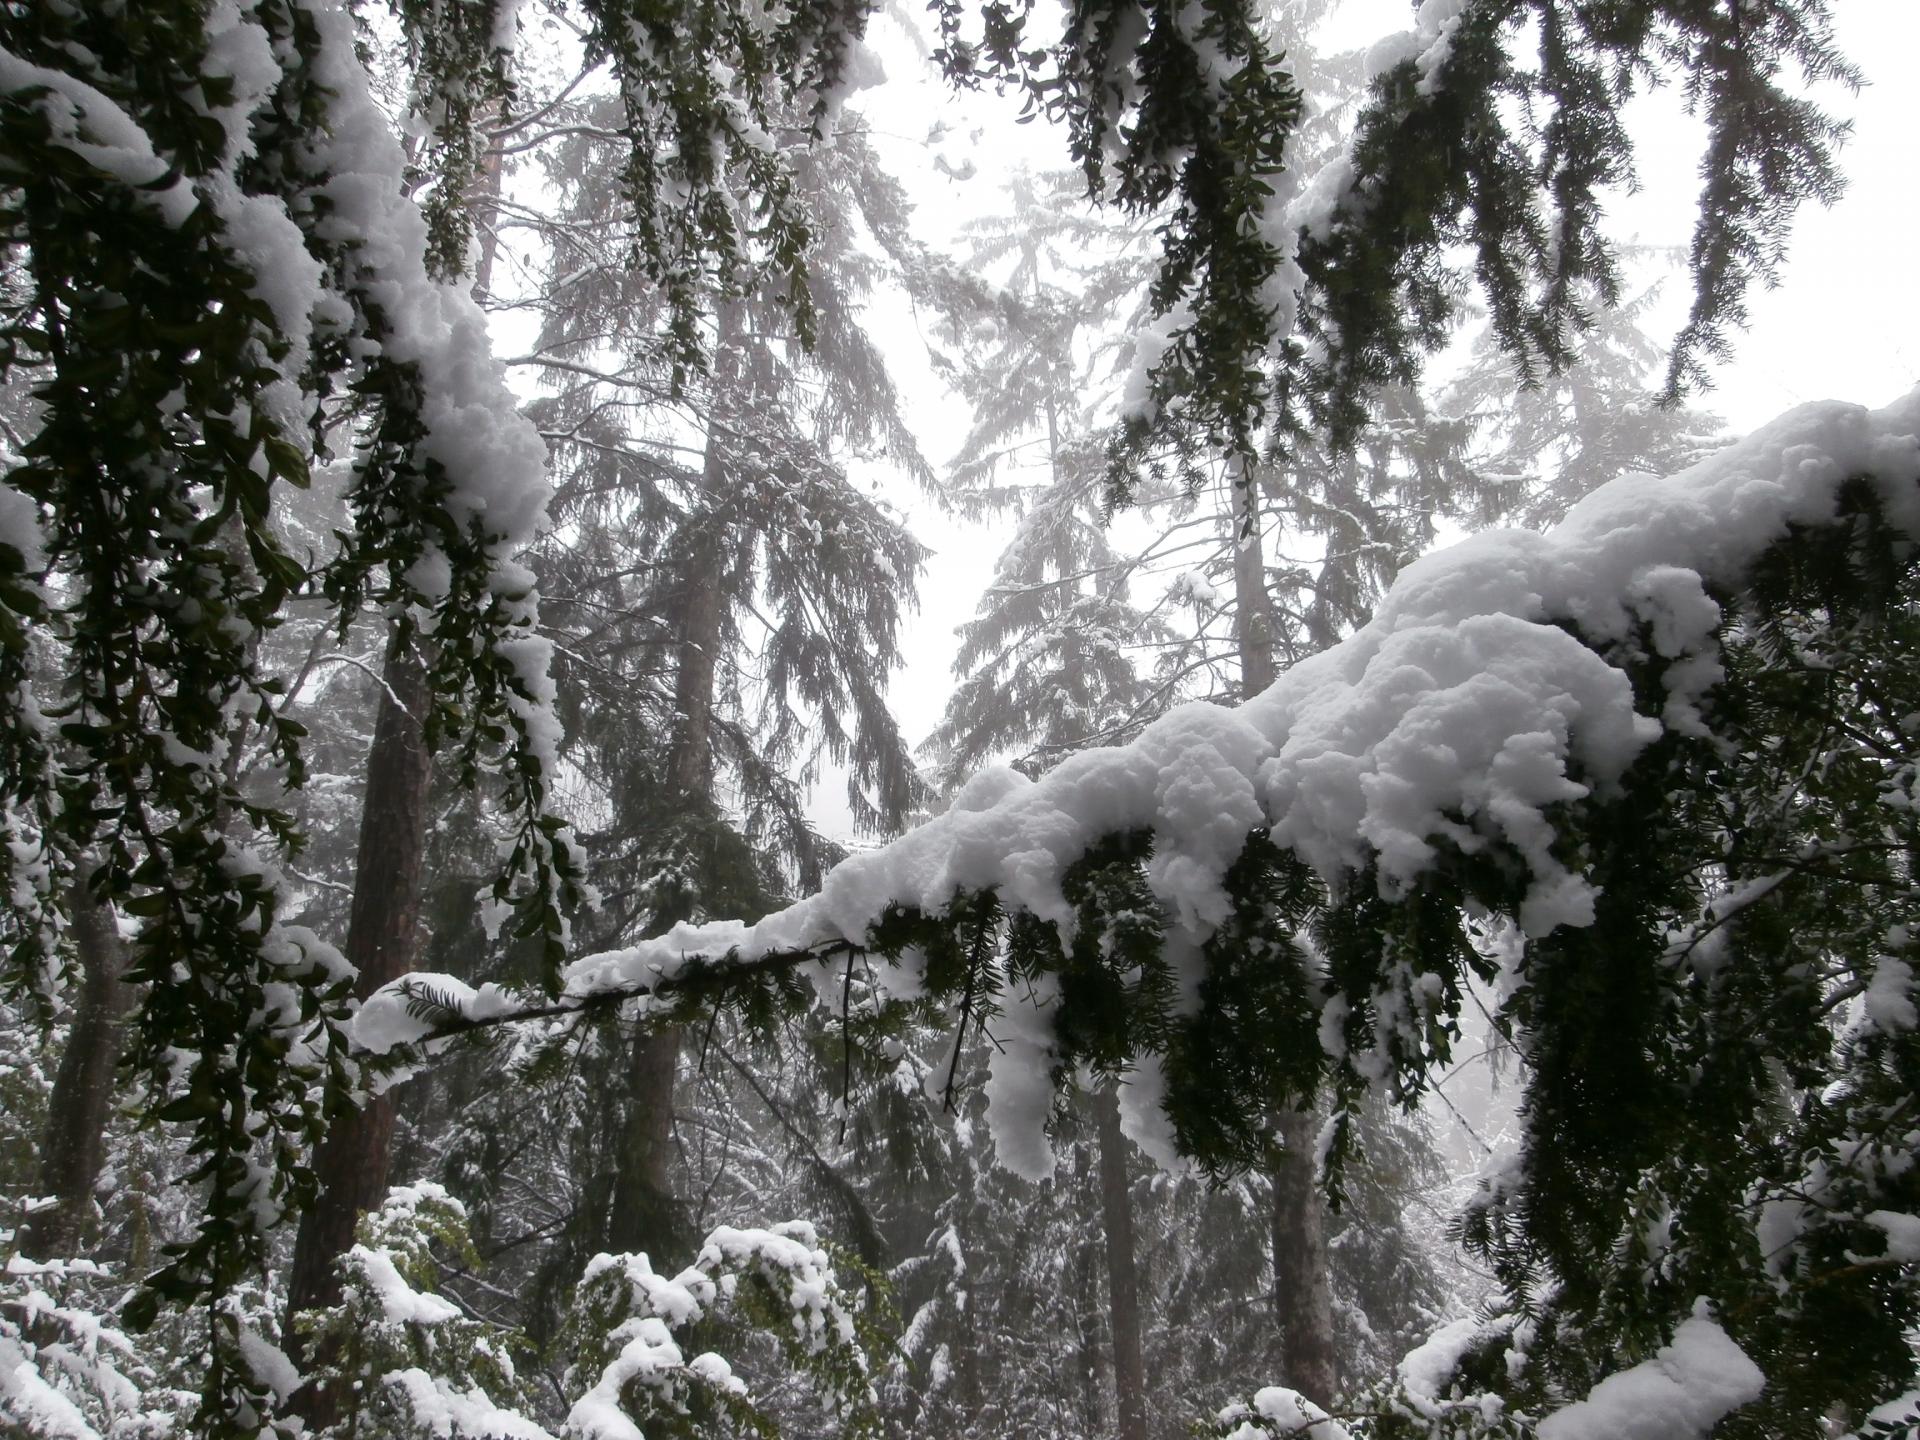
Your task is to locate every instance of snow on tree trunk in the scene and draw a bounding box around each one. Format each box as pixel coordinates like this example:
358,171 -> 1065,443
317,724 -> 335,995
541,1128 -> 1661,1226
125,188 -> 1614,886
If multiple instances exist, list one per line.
667,299 -> 745,802
468,103 -> 508,307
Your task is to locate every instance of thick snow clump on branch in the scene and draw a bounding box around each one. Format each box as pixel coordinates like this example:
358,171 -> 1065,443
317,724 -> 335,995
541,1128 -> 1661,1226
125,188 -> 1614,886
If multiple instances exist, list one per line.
547,386 -> 1920,980
1212,1385 -> 1353,1440
360,387 -> 1920,1166
1535,1307 -> 1764,1440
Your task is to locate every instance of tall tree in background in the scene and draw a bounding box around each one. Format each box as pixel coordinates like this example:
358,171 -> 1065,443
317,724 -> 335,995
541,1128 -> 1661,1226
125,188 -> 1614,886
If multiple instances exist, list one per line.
521,98 -> 937,1271
924,172 -> 1176,1434
1441,281 -> 1726,529
933,147 -> 1479,1410
367,76 -> 959,1349
928,196 -> 1166,775
283,22 -> 524,1405
17,863 -> 129,1260
1,4 -> 586,1427
1223,460 -> 1340,1408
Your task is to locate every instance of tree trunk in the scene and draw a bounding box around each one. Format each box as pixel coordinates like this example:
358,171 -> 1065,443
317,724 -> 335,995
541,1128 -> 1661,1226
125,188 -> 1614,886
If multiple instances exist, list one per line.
377,109 -> 517,1215
1065,1138 -> 1105,1440
285,96 -> 518,1328
604,1028 -> 685,1258
665,299 -> 743,803
1228,466 -> 1339,1409
664,517 -> 726,803
286,632 -> 431,1420
598,302 -> 743,1263
1269,1108 -> 1339,1408
1096,1085 -> 1148,1440
19,860 -> 130,1259
1231,462 -> 1278,701
594,546 -> 721,1264
949,1165 -> 985,1423
469,107 -> 507,305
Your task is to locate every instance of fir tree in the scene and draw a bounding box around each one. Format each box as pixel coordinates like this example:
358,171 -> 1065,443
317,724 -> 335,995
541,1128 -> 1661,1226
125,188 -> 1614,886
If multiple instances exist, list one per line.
1441,280 -> 1727,530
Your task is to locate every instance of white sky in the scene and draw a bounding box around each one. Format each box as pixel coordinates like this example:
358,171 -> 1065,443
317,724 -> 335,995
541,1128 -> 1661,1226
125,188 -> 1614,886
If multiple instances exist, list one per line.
802,0 -> 1920,844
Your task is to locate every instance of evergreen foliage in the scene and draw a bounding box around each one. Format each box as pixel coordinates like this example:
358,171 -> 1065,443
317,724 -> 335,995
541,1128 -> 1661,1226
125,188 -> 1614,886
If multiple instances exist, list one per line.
284,1184 -> 884,1440
448,403 -> 1920,1435
925,169 -> 1169,776
523,99 -> 935,845
0,4 -> 582,1426
1264,0 -> 1855,464
932,452 -> 1165,779
0,0 -> 1901,1436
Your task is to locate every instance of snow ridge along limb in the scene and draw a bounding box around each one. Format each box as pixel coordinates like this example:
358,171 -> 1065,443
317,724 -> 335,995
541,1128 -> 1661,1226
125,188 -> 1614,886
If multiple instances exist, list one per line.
534,386 -> 1920,987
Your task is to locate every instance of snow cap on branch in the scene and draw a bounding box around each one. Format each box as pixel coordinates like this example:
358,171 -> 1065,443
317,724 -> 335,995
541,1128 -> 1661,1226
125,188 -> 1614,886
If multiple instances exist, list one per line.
1536,1305 -> 1764,1440
548,385 -> 1920,996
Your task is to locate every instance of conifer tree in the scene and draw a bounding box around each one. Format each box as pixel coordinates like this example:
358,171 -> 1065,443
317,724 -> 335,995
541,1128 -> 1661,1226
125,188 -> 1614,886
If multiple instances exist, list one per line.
356,66 -> 958,1367
462,387 -> 1920,1438
1441,281 -> 1727,530
1,4 -> 583,1427
513,94 -> 936,1275
17,861 -> 129,1261
934,150 -> 1477,1412
929,219 -> 1166,776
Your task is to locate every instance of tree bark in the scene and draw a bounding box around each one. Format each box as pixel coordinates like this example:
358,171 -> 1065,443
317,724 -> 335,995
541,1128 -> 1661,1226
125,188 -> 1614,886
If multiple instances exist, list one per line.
604,1027 -> 685,1258
663,518 -> 726,803
19,860 -> 131,1259
1231,462 -> 1278,701
1096,1084 -> 1148,1440
593,555 -> 720,1264
598,302 -> 743,1263
469,106 -> 508,305
665,299 -> 744,803
1064,1138 -> 1105,1439
286,632 -> 431,1418
283,95 -> 520,1344
949,1165 -> 985,1424
1269,1108 -> 1339,1409
1228,465 -> 1339,1408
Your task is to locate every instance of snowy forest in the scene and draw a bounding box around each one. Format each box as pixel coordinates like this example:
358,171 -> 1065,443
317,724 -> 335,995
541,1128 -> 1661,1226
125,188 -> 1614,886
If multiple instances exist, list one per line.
2,0 -> 1917,1437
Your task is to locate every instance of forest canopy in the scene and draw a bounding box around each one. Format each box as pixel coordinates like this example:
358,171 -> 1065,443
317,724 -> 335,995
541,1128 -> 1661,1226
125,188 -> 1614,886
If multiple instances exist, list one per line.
1,0 -> 1913,1438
